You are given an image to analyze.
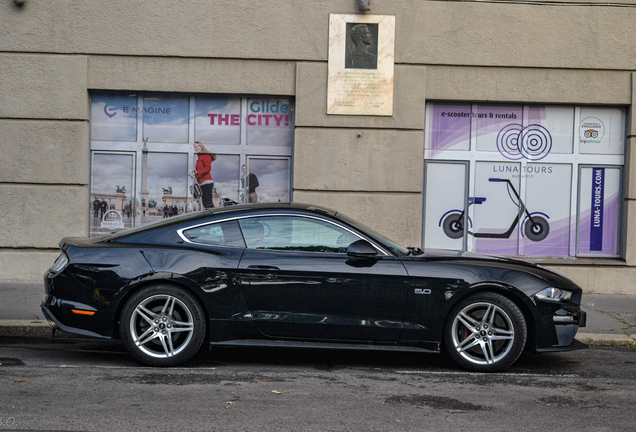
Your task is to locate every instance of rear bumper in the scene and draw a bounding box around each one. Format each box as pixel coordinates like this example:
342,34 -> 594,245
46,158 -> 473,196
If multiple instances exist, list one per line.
41,305 -> 109,339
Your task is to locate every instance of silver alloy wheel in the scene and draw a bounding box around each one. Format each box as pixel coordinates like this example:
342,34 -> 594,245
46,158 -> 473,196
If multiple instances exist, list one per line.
450,301 -> 515,366
129,294 -> 194,359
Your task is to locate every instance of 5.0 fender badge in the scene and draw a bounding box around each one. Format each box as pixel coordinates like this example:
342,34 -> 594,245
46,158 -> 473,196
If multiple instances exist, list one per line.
414,289 -> 432,295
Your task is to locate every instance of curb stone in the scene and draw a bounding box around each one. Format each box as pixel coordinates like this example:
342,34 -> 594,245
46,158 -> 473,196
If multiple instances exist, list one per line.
568,332 -> 635,347
0,319 -> 81,338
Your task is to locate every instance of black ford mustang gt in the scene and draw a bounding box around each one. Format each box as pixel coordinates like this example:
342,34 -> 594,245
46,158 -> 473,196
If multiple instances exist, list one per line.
42,203 -> 586,372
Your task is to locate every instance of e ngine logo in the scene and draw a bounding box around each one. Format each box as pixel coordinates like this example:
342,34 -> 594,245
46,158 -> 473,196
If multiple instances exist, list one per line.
104,104 -> 117,118
496,124 -> 552,161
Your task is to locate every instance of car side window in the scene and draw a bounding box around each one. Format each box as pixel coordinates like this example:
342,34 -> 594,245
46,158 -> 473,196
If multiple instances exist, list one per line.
182,220 -> 245,248
238,216 -> 360,253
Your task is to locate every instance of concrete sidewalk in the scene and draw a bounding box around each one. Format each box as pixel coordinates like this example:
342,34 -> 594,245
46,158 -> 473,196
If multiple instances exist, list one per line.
1,282 -> 635,345
576,293 -> 636,346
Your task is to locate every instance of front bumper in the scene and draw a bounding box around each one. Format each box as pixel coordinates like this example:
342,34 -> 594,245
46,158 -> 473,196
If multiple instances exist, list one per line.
532,299 -> 587,352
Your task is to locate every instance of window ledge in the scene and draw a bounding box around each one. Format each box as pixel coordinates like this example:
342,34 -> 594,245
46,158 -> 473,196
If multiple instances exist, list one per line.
513,256 -> 627,266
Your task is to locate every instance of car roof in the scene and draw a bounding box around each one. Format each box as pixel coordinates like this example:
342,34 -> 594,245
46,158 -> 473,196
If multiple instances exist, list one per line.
108,203 -> 339,240
207,202 -> 339,219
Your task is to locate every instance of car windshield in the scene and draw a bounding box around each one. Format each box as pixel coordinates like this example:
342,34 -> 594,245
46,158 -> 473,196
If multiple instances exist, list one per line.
335,212 -> 410,256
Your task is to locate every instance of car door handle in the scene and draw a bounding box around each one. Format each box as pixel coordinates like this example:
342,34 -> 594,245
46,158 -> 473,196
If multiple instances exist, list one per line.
246,265 -> 280,273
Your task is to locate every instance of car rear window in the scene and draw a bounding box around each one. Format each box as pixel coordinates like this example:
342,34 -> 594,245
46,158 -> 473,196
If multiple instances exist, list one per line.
182,220 -> 245,248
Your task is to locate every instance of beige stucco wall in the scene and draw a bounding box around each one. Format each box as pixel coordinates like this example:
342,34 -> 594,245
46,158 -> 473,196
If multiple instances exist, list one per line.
624,75 -> 636,267
426,66 -> 632,105
2,0 -> 636,292
293,61 -> 426,251
296,63 -> 427,128
293,191 -> 422,249
4,1 -> 636,71
0,185 -> 87,249
0,53 -> 88,119
0,251 -> 60,284
87,56 -> 297,96
0,120 -> 89,184
294,128 -> 424,192
623,200 -> 636,265
0,51 -> 89,281
546,265 -> 636,295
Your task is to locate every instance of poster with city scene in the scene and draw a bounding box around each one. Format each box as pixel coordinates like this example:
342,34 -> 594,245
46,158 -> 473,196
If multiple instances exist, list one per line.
90,92 -> 137,141
424,103 -> 624,257
90,152 -> 135,237
190,154 -> 240,208
89,92 -> 293,237
142,94 -> 190,143
143,152 -> 188,219
242,158 -> 291,204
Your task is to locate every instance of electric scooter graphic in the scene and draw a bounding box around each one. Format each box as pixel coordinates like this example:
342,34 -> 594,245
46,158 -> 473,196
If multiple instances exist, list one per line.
439,178 -> 550,242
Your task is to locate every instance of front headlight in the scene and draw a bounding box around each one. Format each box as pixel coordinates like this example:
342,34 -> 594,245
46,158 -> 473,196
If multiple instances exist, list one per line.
535,287 -> 573,302
49,253 -> 69,275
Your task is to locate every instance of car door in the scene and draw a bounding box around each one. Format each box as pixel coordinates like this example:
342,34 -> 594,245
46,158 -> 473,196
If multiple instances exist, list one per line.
237,215 -> 409,342
176,219 -> 250,321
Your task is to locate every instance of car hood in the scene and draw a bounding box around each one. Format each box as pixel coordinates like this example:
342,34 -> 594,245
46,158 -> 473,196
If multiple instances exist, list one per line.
420,248 -> 538,266
404,248 -> 582,293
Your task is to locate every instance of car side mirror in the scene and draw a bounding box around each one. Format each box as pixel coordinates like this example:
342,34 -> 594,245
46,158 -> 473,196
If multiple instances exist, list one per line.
347,240 -> 378,258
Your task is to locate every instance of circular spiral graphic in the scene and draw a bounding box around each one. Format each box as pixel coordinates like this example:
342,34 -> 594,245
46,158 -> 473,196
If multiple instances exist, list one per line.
496,124 -> 553,161
520,124 -> 552,161
496,124 -> 524,160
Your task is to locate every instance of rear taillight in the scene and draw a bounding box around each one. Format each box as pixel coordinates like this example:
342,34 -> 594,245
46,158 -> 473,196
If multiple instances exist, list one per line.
49,253 -> 69,275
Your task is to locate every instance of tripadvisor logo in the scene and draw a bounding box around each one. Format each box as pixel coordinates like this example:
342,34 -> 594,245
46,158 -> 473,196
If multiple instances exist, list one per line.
579,117 -> 605,144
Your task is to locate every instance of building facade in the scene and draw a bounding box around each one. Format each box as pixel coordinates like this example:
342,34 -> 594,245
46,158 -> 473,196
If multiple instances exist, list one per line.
2,0 -> 635,294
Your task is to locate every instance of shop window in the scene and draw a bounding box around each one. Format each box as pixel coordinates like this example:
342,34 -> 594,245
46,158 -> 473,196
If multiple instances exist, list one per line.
88,92 -> 294,237
146,152 -> 188,215
243,157 -> 291,204
90,92 -> 138,142
90,152 -> 135,235
142,94 -> 190,143
192,154 -> 241,209
195,96 -> 241,144
424,103 -> 625,258
246,97 -> 294,146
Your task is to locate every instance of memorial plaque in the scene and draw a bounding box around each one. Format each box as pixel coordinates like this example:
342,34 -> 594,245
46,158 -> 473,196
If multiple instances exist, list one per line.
327,14 -> 395,116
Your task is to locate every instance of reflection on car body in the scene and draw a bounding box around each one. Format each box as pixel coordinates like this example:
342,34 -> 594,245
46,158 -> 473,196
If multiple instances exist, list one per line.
42,203 -> 586,372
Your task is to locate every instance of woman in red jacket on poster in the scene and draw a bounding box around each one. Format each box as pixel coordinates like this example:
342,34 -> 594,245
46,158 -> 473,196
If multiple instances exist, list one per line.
193,141 -> 216,209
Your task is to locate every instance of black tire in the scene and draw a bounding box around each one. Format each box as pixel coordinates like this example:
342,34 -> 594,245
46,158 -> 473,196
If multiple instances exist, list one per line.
524,216 -> 550,242
120,285 -> 206,367
443,292 -> 527,372
442,213 -> 465,239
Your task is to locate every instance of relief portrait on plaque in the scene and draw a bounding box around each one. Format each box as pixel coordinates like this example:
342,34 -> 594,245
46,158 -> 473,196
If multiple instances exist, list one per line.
328,14 -> 395,115
345,23 -> 379,70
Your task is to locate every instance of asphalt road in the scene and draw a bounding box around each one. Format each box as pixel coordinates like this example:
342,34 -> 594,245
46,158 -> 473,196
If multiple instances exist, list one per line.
1,338 -> 635,431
